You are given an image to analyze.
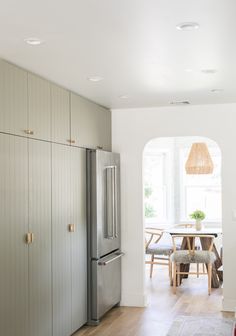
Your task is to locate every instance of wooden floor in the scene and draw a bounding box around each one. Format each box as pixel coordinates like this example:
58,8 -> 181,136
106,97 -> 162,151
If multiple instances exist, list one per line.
76,265 -> 233,336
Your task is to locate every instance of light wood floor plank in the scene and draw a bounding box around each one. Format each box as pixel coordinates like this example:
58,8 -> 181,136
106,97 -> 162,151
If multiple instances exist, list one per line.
75,265 -> 233,336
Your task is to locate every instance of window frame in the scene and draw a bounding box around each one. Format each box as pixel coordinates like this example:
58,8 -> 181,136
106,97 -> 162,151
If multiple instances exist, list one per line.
143,149 -> 171,226
179,146 -> 222,224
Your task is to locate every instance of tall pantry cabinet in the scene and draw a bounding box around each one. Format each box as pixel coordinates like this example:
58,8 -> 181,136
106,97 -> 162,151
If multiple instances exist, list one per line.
0,134 -> 29,336
0,58 -> 110,336
0,135 -> 52,336
52,144 -> 87,336
0,136 -> 87,336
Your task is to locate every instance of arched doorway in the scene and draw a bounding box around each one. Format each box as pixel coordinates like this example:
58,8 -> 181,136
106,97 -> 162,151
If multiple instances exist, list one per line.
143,136 -> 222,303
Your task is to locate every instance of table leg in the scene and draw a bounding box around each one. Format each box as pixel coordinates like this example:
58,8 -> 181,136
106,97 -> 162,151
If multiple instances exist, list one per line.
179,237 -> 190,282
213,244 -> 223,282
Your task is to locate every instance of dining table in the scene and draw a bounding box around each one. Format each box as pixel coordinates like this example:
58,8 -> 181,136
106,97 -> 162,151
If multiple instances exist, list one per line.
165,227 -> 223,288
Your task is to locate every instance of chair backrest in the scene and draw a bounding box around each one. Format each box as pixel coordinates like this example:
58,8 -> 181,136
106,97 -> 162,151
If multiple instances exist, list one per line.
174,223 -> 195,228
172,234 -> 215,255
145,228 -> 164,249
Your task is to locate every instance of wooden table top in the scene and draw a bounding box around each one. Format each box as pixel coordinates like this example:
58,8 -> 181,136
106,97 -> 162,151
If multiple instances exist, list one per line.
165,227 -> 222,237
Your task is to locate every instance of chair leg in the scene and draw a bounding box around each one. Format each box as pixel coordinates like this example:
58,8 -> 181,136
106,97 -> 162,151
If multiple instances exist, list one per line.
208,263 -> 212,295
177,264 -> 180,287
150,254 -> 154,278
173,263 -> 177,294
202,263 -> 205,274
169,259 -> 172,284
197,263 -> 199,278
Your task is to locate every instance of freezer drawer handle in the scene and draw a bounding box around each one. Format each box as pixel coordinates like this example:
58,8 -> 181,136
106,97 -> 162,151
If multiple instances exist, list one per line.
98,252 -> 125,266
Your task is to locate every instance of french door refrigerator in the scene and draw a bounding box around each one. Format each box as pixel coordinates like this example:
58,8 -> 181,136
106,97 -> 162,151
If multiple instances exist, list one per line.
87,149 -> 124,325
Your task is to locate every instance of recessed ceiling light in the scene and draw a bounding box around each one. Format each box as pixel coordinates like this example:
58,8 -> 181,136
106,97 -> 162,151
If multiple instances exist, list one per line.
170,101 -> 190,105
24,38 -> 43,46
211,89 -> 224,93
176,22 -> 199,31
87,76 -> 104,82
119,95 -> 129,99
201,69 -> 217,74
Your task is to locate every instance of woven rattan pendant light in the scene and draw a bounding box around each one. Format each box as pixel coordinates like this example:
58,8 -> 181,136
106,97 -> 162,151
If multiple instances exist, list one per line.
185,143 -> 214,174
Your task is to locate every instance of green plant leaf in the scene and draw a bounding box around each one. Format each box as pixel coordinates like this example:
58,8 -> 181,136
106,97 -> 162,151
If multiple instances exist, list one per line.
189,209 -> 206,220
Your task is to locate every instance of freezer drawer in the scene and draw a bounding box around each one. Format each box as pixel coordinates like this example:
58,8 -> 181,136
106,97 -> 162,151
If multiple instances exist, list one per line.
90,252 -> 124,322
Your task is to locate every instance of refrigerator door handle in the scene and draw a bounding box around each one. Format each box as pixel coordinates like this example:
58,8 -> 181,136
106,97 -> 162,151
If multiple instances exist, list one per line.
112,166 -> 115,239
98,252 -> 125,266
106,166 -> 117,239
113,166 -> 118,238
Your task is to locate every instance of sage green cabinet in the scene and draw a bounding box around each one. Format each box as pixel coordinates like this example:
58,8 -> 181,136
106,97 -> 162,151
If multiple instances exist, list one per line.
51,84 -> 70,145
0,132 -> 87,336
0,134 -> 29,336
70,146 -> 87,331
71,93 -> 111,150
0,134 -> 52,336
52,144 -> 87,336
0,60 -> 28,136
0,59 -> 111,149
52,144 -> 72,336
28,73 -> 51,141
28,140 -> 52,336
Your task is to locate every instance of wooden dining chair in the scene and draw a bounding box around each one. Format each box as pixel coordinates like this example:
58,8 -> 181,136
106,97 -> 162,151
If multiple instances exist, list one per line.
171,234 -> 216,295
174,223 -> 206,277
145,228 -> 174,280
174,223 -> 195,228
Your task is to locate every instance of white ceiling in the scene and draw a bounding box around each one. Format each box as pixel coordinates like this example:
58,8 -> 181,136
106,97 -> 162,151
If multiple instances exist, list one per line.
0,0 -> 236,109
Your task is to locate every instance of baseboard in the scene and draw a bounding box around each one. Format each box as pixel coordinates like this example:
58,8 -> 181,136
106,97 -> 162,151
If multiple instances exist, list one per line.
222,298 -> 236,312
120,292 -> 148,307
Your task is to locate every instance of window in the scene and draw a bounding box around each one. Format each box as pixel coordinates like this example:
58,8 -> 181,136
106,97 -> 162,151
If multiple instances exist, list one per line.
143,152 -> 168,225
143,138 -> 222,228
180,147 -> 222,222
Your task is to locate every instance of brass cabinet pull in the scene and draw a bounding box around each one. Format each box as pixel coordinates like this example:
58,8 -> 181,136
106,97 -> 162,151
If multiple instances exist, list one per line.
31,233 -> 34,243
24,129 -> 34,135
67,139 -> 75,144
25,232 -> 35,244
97,146 -> 103,150
25,233 -> 31,244
68,224 -> 75,232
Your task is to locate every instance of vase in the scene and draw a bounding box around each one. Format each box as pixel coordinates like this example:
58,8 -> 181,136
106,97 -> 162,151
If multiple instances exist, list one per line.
195,220 -> 202,231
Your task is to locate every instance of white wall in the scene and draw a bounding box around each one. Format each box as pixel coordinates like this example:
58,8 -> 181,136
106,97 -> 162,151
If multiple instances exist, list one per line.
112,103 -> 236,311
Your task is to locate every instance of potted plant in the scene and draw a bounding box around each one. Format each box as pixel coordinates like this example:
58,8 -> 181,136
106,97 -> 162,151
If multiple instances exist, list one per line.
190,209 -> 206,231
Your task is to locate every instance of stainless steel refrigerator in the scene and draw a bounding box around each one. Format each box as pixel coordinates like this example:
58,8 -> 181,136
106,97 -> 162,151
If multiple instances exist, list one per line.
87,149 -> 124,325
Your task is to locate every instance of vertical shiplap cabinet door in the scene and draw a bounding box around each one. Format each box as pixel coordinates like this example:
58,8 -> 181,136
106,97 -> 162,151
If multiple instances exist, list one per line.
71,93 -> 111,150
0,60 -> 28,136
94,104 -> 111,151
70,147 -> 87,332
52,144 -> 72,336
51,84 -> 70,145
28,140 -> 52,336
28,73 -> 51,141
0,134 -> 29,336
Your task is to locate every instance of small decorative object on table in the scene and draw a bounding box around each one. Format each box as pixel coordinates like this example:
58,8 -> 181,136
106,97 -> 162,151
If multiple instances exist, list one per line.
190,209 -> 206,231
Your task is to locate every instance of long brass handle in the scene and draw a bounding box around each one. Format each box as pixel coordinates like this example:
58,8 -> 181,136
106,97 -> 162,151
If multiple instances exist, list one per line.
68,224 -> 75,232
24,129 -> 34,135
31,233 -> 34,243
67,139 -> 75,144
